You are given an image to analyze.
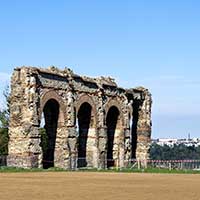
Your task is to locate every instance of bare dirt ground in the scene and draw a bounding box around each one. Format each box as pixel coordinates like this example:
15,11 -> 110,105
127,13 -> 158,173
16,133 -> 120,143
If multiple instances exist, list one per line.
0,172 -> 200,200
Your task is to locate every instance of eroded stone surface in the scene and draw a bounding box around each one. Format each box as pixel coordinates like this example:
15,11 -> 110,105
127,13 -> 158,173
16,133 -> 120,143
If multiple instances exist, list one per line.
8,66 -> 152,169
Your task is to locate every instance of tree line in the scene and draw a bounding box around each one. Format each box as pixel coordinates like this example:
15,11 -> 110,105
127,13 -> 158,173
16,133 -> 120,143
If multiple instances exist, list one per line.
150,143 -> 200,160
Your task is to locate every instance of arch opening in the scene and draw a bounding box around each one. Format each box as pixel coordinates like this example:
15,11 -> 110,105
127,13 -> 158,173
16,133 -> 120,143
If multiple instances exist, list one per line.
131,101 -> 140,159
77,102 -> 92,168
40,99 -> 59,169
106,106 -> 120,168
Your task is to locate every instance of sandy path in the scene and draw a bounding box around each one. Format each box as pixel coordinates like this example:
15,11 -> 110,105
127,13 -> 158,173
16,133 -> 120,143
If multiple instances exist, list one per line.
0,172 -> 200,200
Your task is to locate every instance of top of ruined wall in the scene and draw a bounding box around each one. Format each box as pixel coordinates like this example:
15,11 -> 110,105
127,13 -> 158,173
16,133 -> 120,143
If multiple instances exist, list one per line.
14,66 -> 117,86
12,66 -> 151,101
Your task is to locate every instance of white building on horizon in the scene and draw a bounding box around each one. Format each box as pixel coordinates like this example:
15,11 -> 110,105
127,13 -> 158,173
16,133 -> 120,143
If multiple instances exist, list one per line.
151,138 -> 200,147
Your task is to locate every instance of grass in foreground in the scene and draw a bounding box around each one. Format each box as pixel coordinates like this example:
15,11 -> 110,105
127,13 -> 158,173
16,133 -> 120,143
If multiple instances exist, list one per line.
1,166 -> 200,174
0,166 -> 66,173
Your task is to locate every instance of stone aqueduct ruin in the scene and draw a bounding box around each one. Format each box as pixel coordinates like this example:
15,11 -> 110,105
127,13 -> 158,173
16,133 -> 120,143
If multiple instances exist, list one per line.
8,66 -> 152,169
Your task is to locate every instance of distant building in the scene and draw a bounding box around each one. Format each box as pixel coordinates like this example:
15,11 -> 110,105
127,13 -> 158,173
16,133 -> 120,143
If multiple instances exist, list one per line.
151,138 -> 200,147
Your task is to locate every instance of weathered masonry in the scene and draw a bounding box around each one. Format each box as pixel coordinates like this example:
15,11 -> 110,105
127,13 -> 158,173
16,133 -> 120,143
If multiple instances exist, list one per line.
8,66 -> 152,169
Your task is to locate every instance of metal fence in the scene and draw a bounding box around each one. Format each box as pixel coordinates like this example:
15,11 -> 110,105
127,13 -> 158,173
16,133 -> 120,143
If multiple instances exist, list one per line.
1,156 -> 200,171
68,158 -> 200,171
123,159 -> 200,171
146,159 -> 200,171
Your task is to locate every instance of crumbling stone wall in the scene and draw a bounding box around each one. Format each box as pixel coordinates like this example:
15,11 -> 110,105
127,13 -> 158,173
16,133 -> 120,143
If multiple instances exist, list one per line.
8,66 -> 152,169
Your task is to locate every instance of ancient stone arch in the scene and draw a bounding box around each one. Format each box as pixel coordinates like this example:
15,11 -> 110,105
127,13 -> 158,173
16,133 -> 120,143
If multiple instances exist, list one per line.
8,66 -> 152,169
75,94 -> 98,168
41,98 -> 59,168
39,90 -> 66,126
75,94 -> 97,128
105,98 -> 124,128
104,98 -> 126,168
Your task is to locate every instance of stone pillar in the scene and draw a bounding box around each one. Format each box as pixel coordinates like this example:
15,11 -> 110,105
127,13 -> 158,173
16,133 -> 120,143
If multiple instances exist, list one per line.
8,67 -> 42,168
86,126 -> 98,168
120,95 -> 131,168
53,90 -> 75,169
98,127 -> 107,169
65,90 -> 77,170
67,127 -> 77,170
124,128 -> 131,167
54,126 -> 69,169
113,128 -> 123,168
136,88 -> 152,167
96,89 -> 107,169
118,129 -> 126,169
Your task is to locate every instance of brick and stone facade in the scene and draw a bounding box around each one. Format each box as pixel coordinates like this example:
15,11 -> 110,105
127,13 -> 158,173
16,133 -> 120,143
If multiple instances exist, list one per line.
7,66 -> 152,169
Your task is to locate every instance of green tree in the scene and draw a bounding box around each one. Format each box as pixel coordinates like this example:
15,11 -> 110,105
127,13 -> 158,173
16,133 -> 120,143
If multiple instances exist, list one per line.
0,85 -> 10,128
150,143 -> 200,160
0,128 -> 9,155
39,128 -> 48,155
0,86 -> 10,155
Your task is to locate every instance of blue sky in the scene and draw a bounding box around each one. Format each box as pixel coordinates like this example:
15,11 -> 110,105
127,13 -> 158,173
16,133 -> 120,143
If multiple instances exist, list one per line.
0,0 -> 200,138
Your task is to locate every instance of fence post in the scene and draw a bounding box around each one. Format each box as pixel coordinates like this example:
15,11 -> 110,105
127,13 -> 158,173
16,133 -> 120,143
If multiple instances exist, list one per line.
137,159 -> 141,169
180,161 -> 183,170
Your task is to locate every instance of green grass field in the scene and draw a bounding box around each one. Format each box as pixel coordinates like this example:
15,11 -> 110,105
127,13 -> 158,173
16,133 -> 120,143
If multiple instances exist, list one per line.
1,166 -> 200,174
